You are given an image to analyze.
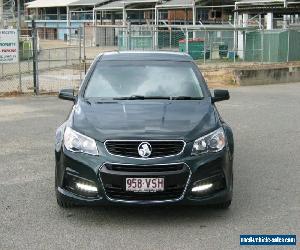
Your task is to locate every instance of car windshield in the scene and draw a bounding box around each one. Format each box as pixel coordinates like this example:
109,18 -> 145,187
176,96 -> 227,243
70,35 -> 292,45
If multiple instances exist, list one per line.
84,60 -> 204,99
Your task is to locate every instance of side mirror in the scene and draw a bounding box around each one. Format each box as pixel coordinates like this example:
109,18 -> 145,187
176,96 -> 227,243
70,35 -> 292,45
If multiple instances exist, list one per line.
58,89 -> 75,101
212,89 -> 230,103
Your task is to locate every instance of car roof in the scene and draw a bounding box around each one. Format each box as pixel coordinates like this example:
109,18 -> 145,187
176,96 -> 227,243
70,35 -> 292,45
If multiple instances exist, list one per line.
99,51 -> 193,62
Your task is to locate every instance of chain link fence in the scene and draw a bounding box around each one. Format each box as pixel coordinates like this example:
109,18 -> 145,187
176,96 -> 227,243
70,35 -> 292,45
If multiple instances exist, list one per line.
1,23 -> 300,95
84,25 -> 227,66
0,26 -> 84,95
36,47 -> 83,93
87,24 -> 300,63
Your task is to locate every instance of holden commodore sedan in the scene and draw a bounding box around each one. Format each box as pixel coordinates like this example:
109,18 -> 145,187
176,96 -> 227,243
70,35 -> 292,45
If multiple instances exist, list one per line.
55,51 -> 234,208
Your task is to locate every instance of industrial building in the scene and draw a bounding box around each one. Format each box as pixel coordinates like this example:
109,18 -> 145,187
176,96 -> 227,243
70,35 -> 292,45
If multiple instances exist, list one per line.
21,0 -> 300,39
1,1 -> 299,30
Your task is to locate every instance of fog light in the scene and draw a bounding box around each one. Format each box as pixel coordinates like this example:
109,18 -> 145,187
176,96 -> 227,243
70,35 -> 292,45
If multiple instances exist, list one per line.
76,182 -> 98,193
190,174 -> 226,198
191,183 -> 213,192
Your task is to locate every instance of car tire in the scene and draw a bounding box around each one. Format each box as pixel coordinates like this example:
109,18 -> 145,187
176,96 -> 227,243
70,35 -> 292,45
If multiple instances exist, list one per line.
213,200 -> 232,209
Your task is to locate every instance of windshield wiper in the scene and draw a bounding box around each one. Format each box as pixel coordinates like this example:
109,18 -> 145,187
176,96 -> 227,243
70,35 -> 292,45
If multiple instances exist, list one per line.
113,95 -> 171,100
171,96 -> 204,100
89,96 -> 203,101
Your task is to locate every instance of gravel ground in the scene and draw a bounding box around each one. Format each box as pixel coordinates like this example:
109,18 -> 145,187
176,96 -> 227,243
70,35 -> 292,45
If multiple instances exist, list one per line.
0,83 -> 299,249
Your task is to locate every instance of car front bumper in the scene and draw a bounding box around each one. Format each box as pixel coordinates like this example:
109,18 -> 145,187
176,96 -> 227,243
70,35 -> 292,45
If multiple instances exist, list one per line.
55,143 -> 233,206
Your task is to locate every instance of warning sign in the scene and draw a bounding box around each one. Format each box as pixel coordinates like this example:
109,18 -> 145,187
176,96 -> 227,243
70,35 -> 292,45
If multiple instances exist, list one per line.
0,29 -> 19,64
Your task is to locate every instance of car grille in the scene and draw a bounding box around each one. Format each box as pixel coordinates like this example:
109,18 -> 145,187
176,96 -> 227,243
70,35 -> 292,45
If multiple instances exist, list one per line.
105,140 -> 185,158
105,163 -> 184,172
100,163 -> 190,202
104,186 -> 184,201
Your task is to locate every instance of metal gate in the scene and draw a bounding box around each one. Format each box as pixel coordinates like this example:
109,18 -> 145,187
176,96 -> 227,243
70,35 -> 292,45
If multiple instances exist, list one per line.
0,23 -> 84,96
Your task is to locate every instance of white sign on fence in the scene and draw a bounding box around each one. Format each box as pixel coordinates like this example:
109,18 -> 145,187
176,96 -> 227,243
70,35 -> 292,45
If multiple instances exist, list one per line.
0,29 -> 19,64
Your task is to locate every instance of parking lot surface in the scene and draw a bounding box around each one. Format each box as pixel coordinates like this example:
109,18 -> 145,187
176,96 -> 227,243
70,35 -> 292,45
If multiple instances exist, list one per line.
0,83 -> 299,250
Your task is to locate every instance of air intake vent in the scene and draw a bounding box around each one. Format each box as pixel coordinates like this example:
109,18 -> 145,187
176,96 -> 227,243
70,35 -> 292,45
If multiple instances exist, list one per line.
105,140 -> 185,158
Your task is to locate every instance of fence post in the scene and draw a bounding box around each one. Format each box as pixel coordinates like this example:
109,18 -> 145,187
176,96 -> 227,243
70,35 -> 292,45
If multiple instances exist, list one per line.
79,27 -> 82,63
204,30 -> 206,64
243,31 -> 245,61
185,28 -> 189,53
17,28 -> 22,92
48,49 -> 50,69
27,54 -> 30,72
151,26 -> 155,50
169,28 -> 172,49
261,28 -> 264,63
233,30 -> 236,64
209,32 -> 212,61
127,22 -> 131,50
79,27 -> 82,84
31,20 -> 39,95
83,24 -> 87,74
287,29 -> 290,62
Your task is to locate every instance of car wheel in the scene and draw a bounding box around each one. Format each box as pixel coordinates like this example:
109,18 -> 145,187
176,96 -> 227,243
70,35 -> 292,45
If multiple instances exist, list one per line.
213,200 -> 232,209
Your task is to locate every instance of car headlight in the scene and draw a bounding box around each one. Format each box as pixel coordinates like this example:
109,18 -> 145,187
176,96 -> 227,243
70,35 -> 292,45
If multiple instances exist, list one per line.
64,127 -> 99,156
192,127 -> 226,155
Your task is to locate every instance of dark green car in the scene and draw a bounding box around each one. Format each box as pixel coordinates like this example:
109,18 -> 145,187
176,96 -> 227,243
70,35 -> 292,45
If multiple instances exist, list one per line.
55,52 -> 234,208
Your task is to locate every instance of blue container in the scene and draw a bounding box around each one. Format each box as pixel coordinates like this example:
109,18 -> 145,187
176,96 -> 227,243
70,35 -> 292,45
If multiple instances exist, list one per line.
228,51 -> 237,59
